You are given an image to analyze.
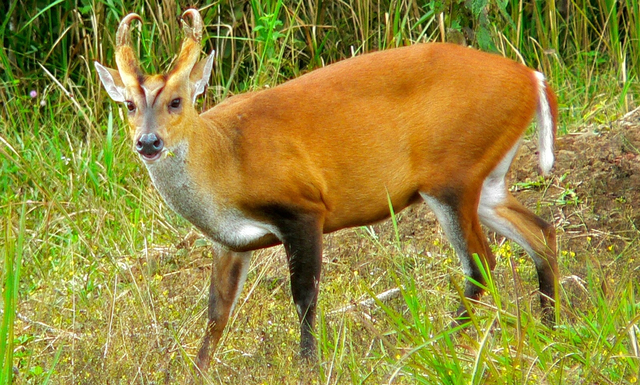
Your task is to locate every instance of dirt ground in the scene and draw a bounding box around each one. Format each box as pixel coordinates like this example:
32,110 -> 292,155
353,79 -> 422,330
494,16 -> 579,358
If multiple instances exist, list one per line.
519,107 -> 640,244
513,107 -> 640,278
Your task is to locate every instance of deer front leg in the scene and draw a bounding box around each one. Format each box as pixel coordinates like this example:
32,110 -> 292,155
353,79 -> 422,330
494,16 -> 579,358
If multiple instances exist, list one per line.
264,208 -> 324,360
196,247 -> 251,371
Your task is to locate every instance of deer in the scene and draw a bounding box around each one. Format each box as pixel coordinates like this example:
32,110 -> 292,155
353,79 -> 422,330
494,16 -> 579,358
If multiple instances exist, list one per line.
95,8 -> 559,370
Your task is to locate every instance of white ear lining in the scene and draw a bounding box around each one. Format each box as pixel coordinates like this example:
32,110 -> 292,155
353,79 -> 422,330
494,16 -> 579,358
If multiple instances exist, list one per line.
94,61 -> 126,103
192,50 -> 216,103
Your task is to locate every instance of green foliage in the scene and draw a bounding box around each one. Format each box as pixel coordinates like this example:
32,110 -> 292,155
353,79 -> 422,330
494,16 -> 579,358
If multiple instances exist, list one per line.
2,0 -> 638,130
0,0 -> 639,383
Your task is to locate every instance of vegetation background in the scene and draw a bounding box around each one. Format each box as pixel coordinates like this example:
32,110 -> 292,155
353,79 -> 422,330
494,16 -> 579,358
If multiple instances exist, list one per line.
1,0 -> 640,383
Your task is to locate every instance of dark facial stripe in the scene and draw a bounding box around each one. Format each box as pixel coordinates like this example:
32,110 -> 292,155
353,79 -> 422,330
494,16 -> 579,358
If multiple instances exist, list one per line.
151,85 -> 165,108
131,75 -> 148,108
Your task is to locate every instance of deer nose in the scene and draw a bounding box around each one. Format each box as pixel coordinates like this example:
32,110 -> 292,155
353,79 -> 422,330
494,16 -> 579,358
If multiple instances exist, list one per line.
136,132 -> 164,159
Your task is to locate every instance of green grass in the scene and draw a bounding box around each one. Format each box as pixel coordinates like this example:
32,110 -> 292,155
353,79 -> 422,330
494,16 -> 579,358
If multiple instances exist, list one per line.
2,0 -> 640,383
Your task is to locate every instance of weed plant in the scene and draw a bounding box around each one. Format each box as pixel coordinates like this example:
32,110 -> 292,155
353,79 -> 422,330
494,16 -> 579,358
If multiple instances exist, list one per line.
1,0 -> 640,383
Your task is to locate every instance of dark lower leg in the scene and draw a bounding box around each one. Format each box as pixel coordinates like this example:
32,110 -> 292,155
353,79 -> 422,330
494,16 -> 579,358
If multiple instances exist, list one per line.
260,206 -> 325,361
287,240 -> 322,359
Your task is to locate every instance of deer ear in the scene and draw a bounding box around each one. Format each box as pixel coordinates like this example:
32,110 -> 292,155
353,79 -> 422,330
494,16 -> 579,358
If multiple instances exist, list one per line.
94,61 -> 126,102
189,50 -> 215,103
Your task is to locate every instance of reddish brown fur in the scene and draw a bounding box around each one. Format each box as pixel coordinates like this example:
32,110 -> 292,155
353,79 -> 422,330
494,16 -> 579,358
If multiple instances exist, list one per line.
95,9 -> 558,371
187,45 -> 539,233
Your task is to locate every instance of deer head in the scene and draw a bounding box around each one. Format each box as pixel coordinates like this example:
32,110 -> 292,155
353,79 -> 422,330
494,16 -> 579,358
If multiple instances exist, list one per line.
95,9 -> 215,162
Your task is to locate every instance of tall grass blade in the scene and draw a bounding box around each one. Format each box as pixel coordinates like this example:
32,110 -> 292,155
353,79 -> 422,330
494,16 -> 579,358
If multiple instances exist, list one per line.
0,203 -> 26,384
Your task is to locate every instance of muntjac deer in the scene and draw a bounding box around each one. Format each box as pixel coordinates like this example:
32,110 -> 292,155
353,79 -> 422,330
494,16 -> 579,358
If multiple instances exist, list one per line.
95,9 -> 559,370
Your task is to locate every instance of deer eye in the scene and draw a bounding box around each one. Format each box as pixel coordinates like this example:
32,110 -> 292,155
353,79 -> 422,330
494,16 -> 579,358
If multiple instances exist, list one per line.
125,101 -> 136,112
169,98 -> 181,110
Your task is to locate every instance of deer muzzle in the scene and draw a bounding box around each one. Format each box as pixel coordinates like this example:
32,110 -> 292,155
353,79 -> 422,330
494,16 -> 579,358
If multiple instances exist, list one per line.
136,132 -> 164,161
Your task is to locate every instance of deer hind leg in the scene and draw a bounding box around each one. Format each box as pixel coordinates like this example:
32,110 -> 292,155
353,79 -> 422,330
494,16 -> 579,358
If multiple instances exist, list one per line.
421,188 -> 496,320
196,247 -> 251,371
477,140 -> 558,324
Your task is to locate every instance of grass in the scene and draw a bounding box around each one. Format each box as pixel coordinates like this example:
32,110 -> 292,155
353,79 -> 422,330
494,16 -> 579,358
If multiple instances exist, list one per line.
1,0 -> 640,383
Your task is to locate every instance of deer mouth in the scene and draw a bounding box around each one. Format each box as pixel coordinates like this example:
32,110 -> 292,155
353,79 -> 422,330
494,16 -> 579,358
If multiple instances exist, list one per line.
139,151 -> 162,162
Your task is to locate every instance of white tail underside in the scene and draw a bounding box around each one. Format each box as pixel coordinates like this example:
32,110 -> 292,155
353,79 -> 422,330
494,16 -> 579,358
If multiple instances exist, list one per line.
535,71 -> 555,175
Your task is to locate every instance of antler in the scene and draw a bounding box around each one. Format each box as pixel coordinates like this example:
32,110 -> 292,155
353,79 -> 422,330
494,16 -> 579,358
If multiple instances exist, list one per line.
169,8 -> 204,80
115,13 -> 143,86
181,8 -> 203,43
